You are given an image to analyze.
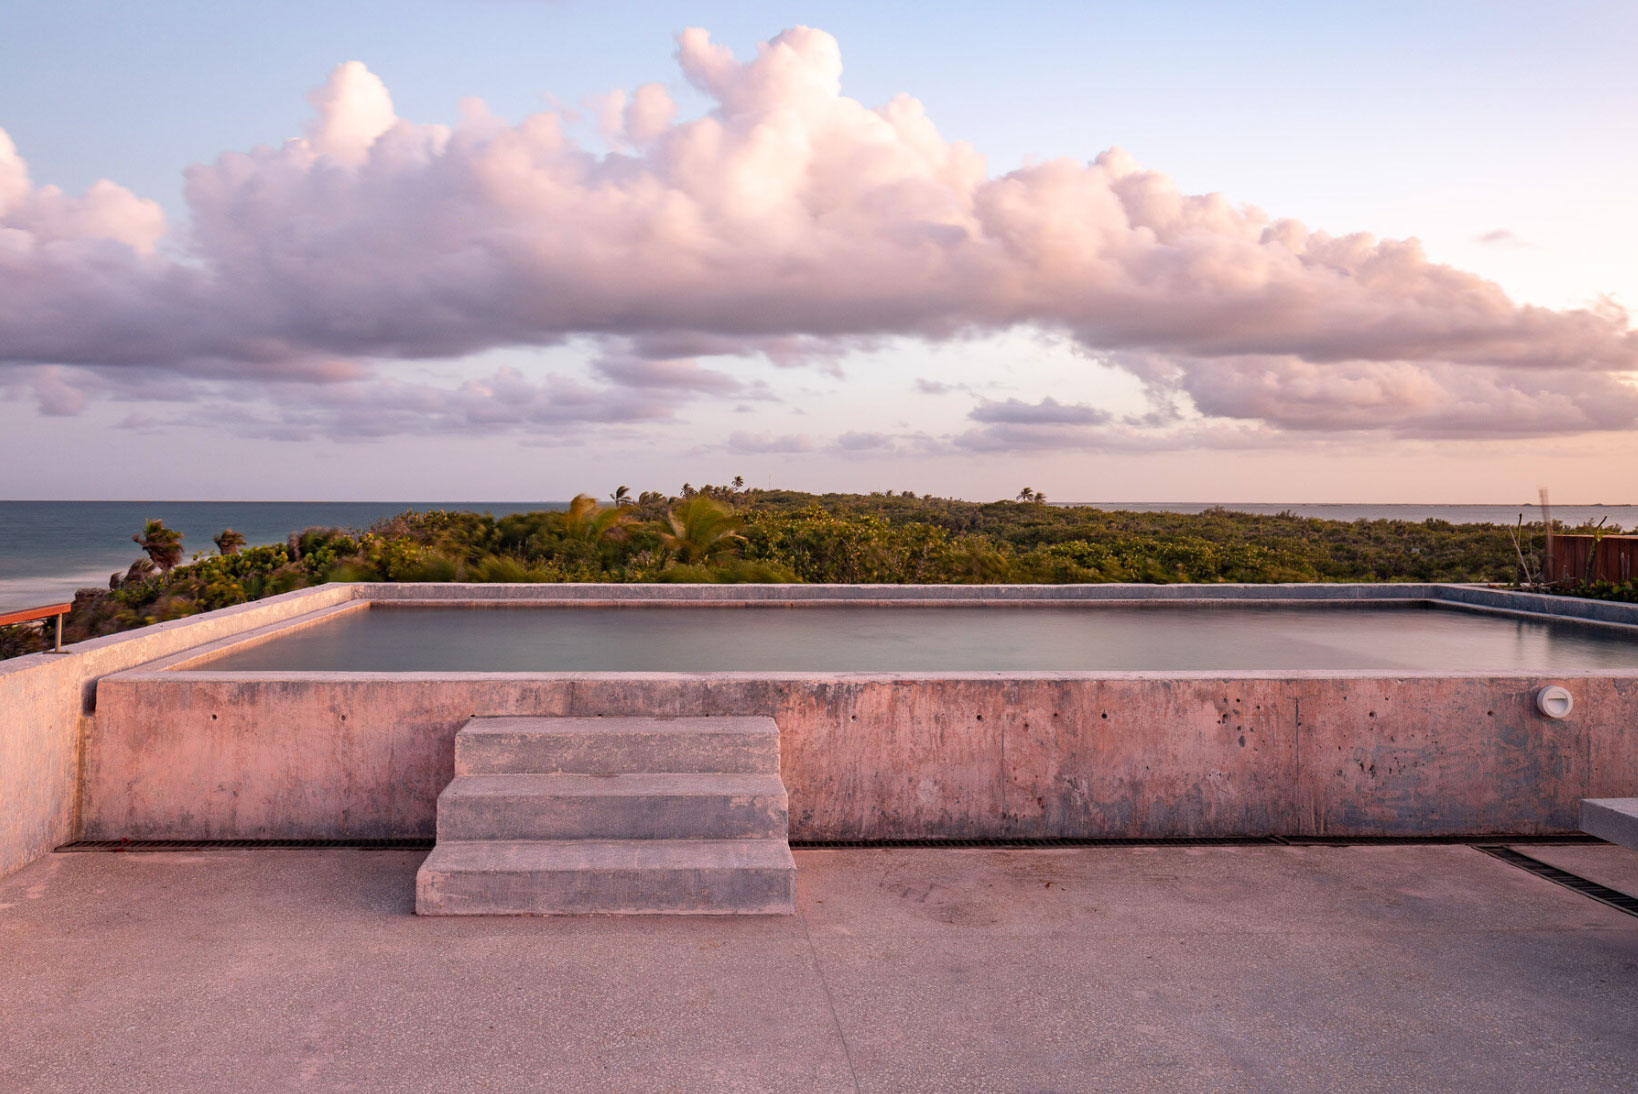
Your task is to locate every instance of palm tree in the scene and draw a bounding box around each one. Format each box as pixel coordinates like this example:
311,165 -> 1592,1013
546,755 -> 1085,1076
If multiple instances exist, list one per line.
560,494 -> 635,543
609,485 -> 633,506
133,519 -> 184,571
660,496 -> 744,564
731,475 -> 745,491
214,529 -> 246,555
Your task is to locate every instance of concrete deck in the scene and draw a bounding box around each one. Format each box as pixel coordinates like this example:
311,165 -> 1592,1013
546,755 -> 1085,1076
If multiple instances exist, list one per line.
3,845 -> 1637,1092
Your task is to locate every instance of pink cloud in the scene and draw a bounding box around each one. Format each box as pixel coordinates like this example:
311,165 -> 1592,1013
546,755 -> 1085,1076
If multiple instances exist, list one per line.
592,354 -> 745,394
726,430 -> 817,454
969,396 -> 1109,425
1,26 -> 1634,444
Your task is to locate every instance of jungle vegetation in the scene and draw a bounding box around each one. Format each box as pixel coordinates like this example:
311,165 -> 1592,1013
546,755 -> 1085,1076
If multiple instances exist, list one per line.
0,486 -> 1627,658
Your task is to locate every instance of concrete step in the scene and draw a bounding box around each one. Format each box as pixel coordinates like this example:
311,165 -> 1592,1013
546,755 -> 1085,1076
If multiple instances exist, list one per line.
436,773 -> 789,841
415,839 -> 797,915
1582,798 -> 1638,850
456,716 -> 780,776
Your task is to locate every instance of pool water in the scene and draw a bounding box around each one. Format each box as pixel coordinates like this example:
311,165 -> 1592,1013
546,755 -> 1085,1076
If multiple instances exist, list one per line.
185,604 -> 1638,673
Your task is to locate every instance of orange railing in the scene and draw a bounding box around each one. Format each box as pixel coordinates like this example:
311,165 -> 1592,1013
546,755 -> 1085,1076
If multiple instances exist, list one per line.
0,602 -> 72,652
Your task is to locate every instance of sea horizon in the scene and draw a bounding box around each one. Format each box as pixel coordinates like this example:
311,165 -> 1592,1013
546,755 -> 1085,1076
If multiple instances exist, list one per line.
4,497 -> 1632,615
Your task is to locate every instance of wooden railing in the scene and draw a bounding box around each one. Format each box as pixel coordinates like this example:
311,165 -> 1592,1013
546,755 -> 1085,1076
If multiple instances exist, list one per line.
0,602 -> 72,652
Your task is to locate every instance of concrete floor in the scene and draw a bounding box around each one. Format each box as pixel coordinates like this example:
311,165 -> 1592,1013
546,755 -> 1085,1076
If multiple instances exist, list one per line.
2,845 -> 1636,1093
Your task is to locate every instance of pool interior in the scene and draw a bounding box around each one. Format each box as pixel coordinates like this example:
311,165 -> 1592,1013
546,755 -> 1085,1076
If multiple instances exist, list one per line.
178,601 -> 1638,673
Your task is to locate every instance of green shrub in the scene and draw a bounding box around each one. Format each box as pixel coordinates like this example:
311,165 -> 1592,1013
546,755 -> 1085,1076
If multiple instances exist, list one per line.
8,490 -> 1577,661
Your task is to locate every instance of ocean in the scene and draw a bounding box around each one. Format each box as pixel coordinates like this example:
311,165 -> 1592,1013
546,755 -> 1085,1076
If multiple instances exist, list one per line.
0,500 -> 561,613
2,499 -> 1632,614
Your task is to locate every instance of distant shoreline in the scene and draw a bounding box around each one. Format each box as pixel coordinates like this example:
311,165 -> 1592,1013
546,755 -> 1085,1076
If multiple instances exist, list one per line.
2,498 -> 1631,507
4,498 -> 1633,614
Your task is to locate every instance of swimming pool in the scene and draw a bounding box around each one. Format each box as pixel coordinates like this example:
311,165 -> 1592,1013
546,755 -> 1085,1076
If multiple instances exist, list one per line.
187,602 -> 1638,673
78,582 -> 1638,844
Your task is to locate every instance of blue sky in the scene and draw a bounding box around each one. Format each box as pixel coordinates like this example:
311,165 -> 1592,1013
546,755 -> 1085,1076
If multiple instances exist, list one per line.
2,1 -> 1635,500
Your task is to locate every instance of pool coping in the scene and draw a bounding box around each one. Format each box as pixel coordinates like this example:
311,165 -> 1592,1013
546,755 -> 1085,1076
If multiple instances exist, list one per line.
115,581 -> 1638,681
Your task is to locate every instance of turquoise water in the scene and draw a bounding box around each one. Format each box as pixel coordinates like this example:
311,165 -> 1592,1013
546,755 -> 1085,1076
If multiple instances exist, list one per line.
189,604 -> 1638,673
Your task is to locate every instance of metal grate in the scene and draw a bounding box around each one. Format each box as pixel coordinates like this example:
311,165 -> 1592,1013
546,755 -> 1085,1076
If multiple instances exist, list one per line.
791,836 -> 1273,849
1476,845 -> 1638,918
57,838 -> 434,852
1275,833 -> 1602,847
57,834 -> 1601,852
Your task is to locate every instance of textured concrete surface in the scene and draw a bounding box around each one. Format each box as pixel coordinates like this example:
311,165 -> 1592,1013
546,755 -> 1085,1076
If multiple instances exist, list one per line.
0,584 -> 359,881
14,580 -> 1638,880
1516,841 -> 1638,897
421,715 -> 794,915
1582,798 -> 1638,850
457,715 -> 781,775
416,839 -> 797,915
436,772 -> 790,841
86,672 -> 1638,841
2,845 -> 1636,1093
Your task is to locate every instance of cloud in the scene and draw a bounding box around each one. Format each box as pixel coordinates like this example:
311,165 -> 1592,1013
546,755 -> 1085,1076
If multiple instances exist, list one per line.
833,430 -> 894,451
24,366 -> 89,416
1473,228 -> 1533,248
86,365 -> 681,442
969,396 -> 1109,425
1115,352 -> 1638,439
725,430 -> 817,453
618,332 -> 859,372
951,417 -> 1277,454
949,351 -> 1638,451
592,354 -> 745,394
1,26 -> 1634,444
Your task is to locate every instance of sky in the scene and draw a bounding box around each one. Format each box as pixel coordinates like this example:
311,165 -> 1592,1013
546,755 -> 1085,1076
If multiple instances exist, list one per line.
2,0 -> 1636,502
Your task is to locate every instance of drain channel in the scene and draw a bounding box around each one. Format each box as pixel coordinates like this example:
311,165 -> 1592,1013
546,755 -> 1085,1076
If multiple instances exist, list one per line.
1476,846 -> 1638,918
790,833 -> 1603,850
58,834 -> 1603,853
57,838 -> 435,851
791,836 -> 1272,849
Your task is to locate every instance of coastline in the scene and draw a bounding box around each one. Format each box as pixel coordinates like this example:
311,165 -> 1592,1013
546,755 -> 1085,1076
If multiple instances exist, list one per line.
3,498 -> 1633,615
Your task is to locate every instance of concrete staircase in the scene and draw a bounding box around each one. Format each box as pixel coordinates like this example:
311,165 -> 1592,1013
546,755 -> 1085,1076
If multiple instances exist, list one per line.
415,716 -> 796,915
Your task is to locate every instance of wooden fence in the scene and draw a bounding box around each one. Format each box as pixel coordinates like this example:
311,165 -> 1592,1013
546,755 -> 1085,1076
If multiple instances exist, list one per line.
1549,535 -> 1638,584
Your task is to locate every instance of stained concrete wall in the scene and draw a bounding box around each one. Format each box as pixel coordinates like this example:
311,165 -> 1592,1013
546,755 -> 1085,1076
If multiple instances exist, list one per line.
19,581 -> 1638,861
0,585 -> 359,879
84,671 -> 1638,841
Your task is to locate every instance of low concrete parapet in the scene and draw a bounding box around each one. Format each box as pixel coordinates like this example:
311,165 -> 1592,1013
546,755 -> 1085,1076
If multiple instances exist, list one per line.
10,580 -> 1638,879
84,670 -> 1638,842
0,583 -> 361,880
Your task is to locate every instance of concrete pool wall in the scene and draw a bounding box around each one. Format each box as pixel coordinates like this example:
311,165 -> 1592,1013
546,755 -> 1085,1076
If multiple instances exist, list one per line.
6,582 -> 1638,880
0,584 -> 357,880
83,670 -> 1638,843
82,583 -> 1638,843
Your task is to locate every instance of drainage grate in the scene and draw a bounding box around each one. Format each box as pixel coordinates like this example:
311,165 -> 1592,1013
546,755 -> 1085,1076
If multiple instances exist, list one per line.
1274,833 -> 1603,847
55,835 -> 1602,853
56,838 -> 435,852
795,836 -> 1279,849
1476,846 -> 1638,918
790,834 -> 1603,850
